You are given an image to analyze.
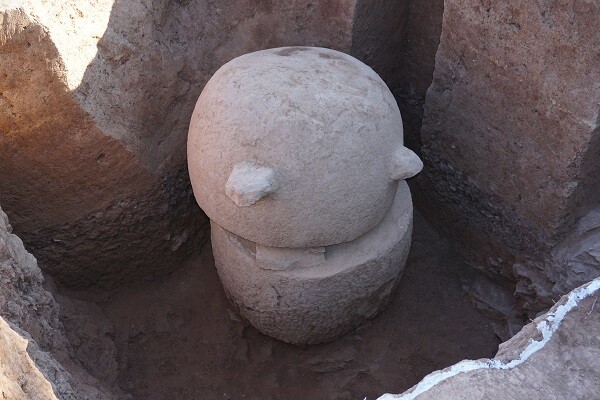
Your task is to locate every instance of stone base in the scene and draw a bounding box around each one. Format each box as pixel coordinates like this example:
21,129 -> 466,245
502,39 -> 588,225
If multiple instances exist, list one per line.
210,182 -> 413,345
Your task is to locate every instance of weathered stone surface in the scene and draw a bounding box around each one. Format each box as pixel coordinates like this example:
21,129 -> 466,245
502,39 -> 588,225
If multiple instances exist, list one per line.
189,46 -> 421,344
378,277 -> 600,400
0,205 -> 124,399
188,47 -> 419,248
416,0 -> 600,312
211,182 -> 413,345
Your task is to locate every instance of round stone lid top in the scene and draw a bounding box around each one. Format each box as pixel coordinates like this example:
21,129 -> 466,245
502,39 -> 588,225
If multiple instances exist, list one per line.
188,46 -> 421,248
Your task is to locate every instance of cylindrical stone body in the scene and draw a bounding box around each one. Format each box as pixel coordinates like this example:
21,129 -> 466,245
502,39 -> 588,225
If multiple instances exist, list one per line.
211,182 -> 413,345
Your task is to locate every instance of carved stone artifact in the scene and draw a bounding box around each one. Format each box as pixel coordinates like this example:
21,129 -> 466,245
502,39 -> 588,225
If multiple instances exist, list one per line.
188,46 -> 422,345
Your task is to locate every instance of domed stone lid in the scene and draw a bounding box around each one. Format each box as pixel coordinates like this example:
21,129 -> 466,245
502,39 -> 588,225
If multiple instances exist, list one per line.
188,47 -> 422,248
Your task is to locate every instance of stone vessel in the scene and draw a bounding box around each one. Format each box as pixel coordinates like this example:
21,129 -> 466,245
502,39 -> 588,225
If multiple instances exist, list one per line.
188,47 -> 422,345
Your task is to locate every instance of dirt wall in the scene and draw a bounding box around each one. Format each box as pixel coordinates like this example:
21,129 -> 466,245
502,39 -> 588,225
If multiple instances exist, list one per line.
0,204 -> 124,399
415,0 -> 600,312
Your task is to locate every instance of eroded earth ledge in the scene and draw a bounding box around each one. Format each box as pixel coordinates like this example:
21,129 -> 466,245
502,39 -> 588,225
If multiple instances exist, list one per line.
380,277 -> 600,399
0,205 -> 124,399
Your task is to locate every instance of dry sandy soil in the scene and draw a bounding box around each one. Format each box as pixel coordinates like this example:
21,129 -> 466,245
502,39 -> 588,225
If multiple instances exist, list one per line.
63,212 -> 499,400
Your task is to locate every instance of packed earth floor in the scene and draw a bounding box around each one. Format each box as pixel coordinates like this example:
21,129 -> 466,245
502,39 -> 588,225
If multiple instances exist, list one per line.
61,212 -> 500,400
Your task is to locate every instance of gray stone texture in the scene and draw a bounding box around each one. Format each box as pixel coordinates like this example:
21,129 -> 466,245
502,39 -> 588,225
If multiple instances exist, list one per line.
189,47 -> 421,344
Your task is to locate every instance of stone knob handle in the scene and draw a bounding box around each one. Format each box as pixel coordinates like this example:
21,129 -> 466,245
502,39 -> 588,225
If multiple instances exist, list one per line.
225,162 -> 278,207
390,146 -> 423,181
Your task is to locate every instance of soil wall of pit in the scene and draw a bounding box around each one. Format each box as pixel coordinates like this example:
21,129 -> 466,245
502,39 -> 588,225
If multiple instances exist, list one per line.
412,0 -> 600,314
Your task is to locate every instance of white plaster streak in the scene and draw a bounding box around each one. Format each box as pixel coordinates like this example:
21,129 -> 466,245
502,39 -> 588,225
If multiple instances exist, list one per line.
376,278 -> 600,400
